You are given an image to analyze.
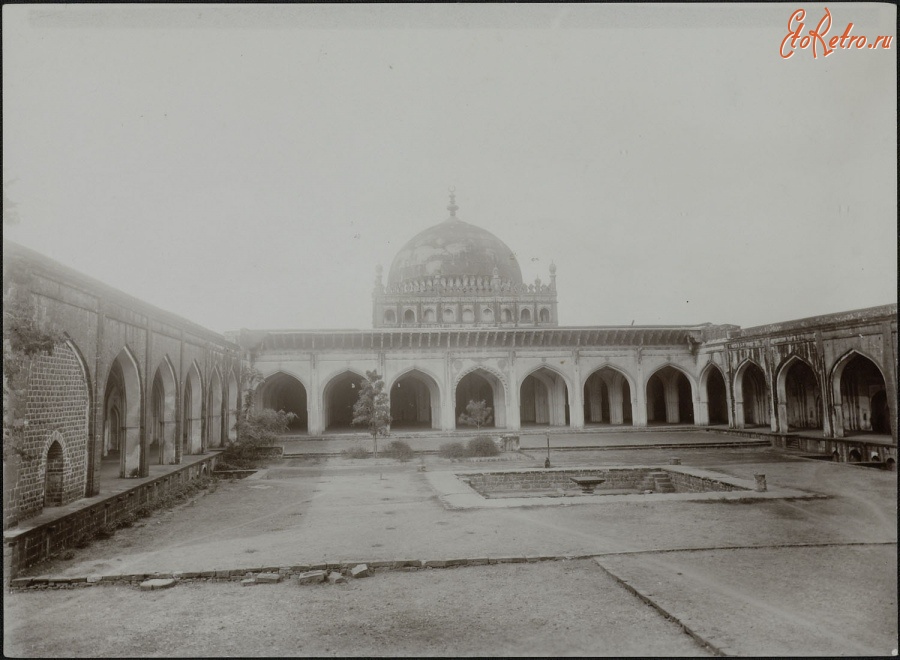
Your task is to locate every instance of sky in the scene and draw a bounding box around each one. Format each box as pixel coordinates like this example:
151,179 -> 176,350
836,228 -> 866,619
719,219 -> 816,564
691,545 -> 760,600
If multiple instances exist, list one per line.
3,3 -> 896,333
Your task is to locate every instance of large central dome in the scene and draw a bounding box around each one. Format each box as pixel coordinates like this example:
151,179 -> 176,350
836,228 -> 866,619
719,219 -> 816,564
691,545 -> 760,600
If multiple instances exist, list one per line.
387,197 -> 523,287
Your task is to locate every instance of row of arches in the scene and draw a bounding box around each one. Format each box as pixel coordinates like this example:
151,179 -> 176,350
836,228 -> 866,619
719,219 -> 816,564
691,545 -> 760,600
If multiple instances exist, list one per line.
255,350 -> 891,438
101,347 -> 240,477
383,306 -> 553,325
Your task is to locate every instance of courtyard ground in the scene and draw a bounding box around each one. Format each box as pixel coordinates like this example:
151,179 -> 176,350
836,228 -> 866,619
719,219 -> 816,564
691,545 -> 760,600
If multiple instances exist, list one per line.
4,435 -> 897,656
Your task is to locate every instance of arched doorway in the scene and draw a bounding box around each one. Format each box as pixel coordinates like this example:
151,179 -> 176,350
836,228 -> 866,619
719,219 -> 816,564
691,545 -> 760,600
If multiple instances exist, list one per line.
520,367 -> 570,427
646,366 -> 694,424
44,440 -> 65,507
735,361 -> 770,429
323,371 -> 364,431
208,370 -> 223,448
703,366 -> 728,425
455,369 -> 506,429
103,348 -> 142,477
183,363 -> 203,455
149,359 -> 177,465
258,372 -> 309,432
390,370 -> 441,430
834,353 -> 891,436
779,358 -> 822,431
583,367 -> 633,426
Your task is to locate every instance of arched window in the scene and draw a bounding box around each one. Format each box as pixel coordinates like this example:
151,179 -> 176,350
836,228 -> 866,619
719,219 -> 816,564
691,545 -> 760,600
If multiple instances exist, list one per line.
403,309 -> 416,323
44,440 -> 65,507
539,308 -> 551,323
482,308 -> 494,322
501,308 -> 512,323
520,308 -> 532,323
424,308 -> 436,323
443,308 -> 456,322
383,309 -> 396,324
462,308 -> 475,323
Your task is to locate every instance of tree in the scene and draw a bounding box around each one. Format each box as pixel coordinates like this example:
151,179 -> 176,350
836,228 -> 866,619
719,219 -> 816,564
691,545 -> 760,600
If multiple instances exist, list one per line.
458,399 -> 493,431
351,370 -> 391,457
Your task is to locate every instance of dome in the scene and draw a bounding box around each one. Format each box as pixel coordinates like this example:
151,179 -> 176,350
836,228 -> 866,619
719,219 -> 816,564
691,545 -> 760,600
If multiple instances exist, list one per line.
388,211 -> 523,287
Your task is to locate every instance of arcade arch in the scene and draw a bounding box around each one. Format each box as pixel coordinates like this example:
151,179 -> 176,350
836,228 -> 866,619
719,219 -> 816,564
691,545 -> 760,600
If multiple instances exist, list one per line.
149,358 -> 177,465
323,370 -> 365,431
520,367 -> 570,427
701,364 -> 728,425
258,372 -> 309,432
646,366 -> 694,424
226,370 -> 239,442
183,363 -> 203,455
102,347 -> 142,476
455,368 -> 507,429
832,352 -> 891,436
734,361 -> 770,428
777,357 -> 822,431
583,367 -> 633,426
208,370 -> 223,448
390,369 -> 441,430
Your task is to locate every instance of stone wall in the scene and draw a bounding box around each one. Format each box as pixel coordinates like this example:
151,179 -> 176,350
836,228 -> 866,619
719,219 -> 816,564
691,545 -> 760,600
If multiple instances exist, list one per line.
665,471 -> 740,493
463,468 -> 654,494
3,454 -> 218,579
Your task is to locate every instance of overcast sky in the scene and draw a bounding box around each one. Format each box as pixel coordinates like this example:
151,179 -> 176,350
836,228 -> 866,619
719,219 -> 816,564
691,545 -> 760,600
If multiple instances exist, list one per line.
3,4 -> 896,333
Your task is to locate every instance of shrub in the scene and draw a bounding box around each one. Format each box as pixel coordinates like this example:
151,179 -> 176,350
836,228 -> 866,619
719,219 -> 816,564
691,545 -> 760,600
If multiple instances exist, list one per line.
439,441 -> 468,459
96,524 -> 116,540
342,445 -> 371,459
225,408 -> 296,468
385,440 -> 414,462
467,435 -> 500,457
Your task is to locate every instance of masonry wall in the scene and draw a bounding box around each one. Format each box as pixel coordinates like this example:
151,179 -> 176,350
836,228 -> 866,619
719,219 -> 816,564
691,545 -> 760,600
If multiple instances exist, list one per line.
3,454 -> 218,579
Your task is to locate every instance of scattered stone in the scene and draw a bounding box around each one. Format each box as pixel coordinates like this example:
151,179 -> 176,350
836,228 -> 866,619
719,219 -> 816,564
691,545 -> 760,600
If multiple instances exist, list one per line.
86,575 -> 102,584
139,578 -> 176,591
10,578 -> 32,588
327,571 -> 347,584
643,490 -> 654,494
423,560 -> 447,568
241,578 -> 257,587
256,573 -> 282,584
350,564 -> 370,578
296,570 -> 327,585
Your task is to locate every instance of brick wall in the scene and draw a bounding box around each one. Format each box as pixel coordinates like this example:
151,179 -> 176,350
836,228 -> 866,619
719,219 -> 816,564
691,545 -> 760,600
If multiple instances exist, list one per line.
5,343 -> 90,527
665,471 -> 740,493
3,454 -> 218,580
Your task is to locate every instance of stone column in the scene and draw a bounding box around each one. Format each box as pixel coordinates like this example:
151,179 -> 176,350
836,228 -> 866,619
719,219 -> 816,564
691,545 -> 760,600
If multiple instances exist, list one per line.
308,356 -> 323,435
569,355 -> 584,429
632,352 -> 648,427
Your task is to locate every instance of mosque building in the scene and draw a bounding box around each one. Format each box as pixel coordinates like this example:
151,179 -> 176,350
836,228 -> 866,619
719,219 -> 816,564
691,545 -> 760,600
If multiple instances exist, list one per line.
2,193 -> 897,549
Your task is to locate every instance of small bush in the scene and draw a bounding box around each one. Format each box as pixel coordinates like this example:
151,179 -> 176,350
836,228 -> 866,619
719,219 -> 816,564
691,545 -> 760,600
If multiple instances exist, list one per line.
342,445 -> 371,459
439,441 -> 468,459
96,524 -> 116,540
385,440 -> 414,462
467,435 -> 500,457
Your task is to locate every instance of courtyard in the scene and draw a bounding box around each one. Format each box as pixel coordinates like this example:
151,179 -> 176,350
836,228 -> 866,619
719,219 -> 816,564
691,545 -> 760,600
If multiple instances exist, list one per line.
4,434 -> 897,657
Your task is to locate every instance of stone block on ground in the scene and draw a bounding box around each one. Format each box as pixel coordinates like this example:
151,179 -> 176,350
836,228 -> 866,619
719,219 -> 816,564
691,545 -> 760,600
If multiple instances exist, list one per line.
139,578 -> 176,591
296,570 -> 327,585
241,578 -> 257,587
327,571 -> 347,584
350,564 -> 370,578
255,572 -> 282,584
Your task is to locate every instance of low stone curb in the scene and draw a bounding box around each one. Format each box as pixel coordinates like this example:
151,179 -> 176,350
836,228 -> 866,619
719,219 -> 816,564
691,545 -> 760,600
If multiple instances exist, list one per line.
8,555 -> 595,591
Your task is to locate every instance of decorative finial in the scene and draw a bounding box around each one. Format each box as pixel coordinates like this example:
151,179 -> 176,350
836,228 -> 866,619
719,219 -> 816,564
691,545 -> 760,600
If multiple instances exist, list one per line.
447,187 -> 458,218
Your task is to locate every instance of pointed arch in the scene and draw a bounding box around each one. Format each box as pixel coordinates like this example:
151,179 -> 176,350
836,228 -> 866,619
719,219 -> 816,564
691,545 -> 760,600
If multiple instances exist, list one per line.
183,361 -> 203,455
645,364 -> 696,425
103,346 -> 143,476
258,370 -> 309,432
207,367 -> 224,448
582,365 -> 635,426
699,362 -> 728,426
775,355 -> 822,431
519,365 -> 571,427
149,355 -> 178,465
226,368 -> 239,442
60,336 -> 93,497
733,359 -> 770,429
454,366 -> 508,429
322,369 -> 367,431
389,367 -> 442,430
830,350 -> 890,437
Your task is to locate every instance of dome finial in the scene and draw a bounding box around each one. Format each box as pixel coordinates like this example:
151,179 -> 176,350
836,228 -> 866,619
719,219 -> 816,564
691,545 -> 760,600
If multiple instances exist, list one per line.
447,186 -> 459,219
